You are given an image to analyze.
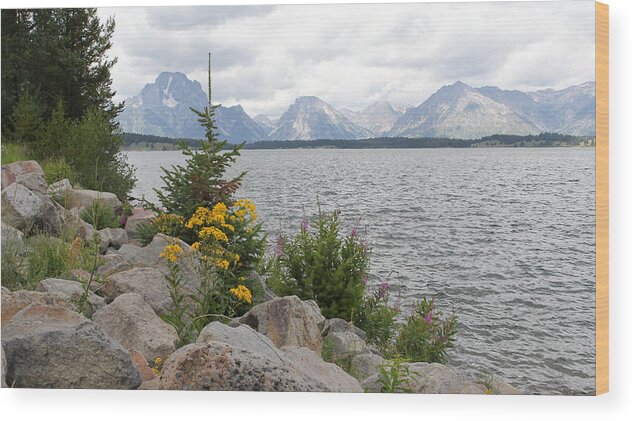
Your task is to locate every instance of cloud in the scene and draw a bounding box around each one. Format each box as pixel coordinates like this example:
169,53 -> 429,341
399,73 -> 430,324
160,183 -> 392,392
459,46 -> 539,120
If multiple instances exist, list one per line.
98,1 -> 595,118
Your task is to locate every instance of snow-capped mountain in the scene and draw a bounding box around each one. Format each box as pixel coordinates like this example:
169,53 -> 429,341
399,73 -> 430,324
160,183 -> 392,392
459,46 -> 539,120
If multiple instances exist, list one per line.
117,72 -> 267,143
388,81 -> 596,139
269,96 -> 371,141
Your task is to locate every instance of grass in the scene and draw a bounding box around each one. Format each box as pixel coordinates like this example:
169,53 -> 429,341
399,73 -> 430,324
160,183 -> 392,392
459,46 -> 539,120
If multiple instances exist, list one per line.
80,201 -> 121,230
1,142 -> 31,165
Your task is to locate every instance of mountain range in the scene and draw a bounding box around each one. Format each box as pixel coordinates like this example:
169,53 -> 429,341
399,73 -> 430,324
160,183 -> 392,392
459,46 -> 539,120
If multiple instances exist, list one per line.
117,72 -> 596,142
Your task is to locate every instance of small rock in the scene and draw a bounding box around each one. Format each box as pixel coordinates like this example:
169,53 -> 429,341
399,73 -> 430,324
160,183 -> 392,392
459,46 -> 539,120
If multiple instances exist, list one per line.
322,317 -> 367,341
102,266 -> 172,315
64,188 -> 122,211
61,208 -> 97,243
349,352 -> 385,381
1,304 -> 141,389
159,342 -> 324,391
98,228 -> 128,253
46,178 -> 72,196
281,345 -> 362,392
93,293 -> 179,362
1,289 -> 76,325
36,278 -> 105,317
128,350 -> 158,383
1,160 -> 47,193
323,330 -> 372,361
239,296 -> 325,354
125,207 -> 156,237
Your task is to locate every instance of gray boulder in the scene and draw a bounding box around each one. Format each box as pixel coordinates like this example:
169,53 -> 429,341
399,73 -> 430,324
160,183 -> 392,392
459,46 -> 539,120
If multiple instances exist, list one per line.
1,289 -> 76,325
349,352 -> 386,381
323,330 -> 372,361
98,228 -> 128,253
197,321 -> 287,362
46,178 -> 72,196
1,160 -> 47,193
124,207 -> 156,237
1,304 -> 141,389
1,222 -> 25,254
322,317 -> 367,341
64,188 -> 122,211
36,278 -> 105,317
1,182 -> 63,234
93,293 -> 179,362
159,341 -> 325,391
60,208 -> 98,243
281,345 -> 362,392
239,295 -> 325,354
102,266 -> 172,315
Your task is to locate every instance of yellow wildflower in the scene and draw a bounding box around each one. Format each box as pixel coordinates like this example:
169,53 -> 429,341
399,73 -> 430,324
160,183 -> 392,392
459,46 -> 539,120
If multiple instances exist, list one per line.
160,243 -> 183,263
229,285 -> 252,304
191,242 -> 201,252
212,202 -> 228,215
213,258 -> 230,270
199,226 -> 228,242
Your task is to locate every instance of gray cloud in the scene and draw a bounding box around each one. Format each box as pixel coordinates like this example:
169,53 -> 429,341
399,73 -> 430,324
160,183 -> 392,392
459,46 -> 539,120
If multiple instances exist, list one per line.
99,1 -> 595,118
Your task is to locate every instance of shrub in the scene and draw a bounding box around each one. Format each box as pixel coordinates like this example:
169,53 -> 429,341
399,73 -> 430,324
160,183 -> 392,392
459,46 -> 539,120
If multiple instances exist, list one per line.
376,359 -> 418,393
42,157 -> 78,185
394,297 -> 458,363
353,283 -> 400,355
11,90 -> 42,144
80,201 -> 120,230
0,142 -> 30,165
267,209 -> 368,320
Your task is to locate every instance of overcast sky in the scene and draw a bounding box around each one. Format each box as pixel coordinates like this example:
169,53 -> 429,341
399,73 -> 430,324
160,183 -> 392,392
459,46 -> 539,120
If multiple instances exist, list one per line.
98,1 -> 595,118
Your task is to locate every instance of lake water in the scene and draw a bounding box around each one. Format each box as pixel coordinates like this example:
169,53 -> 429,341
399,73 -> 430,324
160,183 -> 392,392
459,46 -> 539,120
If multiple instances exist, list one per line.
126,148 -> 596,395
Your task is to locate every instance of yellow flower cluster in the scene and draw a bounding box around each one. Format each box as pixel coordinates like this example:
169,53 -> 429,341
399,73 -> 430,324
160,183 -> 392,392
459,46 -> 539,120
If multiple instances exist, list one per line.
154,213 -> 185,233
186,204 -> 235,233
199,226 -> 228,242
160,243 -> 183,263
151,357 -> 162,377
229,284 -> 252,304
234,199 -> 257,222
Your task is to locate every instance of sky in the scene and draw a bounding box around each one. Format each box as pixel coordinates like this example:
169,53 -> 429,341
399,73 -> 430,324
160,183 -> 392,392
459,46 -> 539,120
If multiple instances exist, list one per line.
98,0 -> 596,119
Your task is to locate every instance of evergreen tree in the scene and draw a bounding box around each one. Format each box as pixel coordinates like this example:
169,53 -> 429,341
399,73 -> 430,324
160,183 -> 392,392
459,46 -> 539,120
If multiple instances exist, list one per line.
155,53 -> 246,217
11,90 -> 42,144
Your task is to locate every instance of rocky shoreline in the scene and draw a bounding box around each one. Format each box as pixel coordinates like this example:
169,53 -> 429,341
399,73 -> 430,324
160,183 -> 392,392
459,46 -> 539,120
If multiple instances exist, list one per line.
1,160 -> 519,393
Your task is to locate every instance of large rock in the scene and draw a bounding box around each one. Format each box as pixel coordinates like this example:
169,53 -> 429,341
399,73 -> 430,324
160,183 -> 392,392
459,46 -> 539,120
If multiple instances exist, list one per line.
322,317 -> 367,341
1,160 -> 47,193
46,178 -> 72,196
64,188 -> 122,211
1,289 -> 76,325
36,278 -> 105,317
124,207 -> 156,237
1,304 -> 141,389
349,352 -> 385,381
98,228 -> 128,253
281,345 -> 362,392
361,361 -> 490,394
102,267 -> 171,315
93,293 -> 179,362
1,182 -> 63,234
60,208 -> 98,243
128,349 -> 157,383
323,330 -> 372,361
159,341 -> 325,391
238,296 -> 325,354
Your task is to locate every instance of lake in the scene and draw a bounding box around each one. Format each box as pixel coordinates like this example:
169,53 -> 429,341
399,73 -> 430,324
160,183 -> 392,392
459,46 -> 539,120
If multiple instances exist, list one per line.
126,147 -> 596,395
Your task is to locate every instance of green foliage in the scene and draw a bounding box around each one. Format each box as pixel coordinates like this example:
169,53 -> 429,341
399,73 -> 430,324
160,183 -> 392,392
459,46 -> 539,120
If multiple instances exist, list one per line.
133,221 -> 159,246
353,285 -> 400,355
42,158 -> 78,185
1,234 -> 99,291
11,90 -> 42,144
267,209 -> 368,320
0,142 -> 29,164
394,297 -> 458,364
153,54 -> 245,218
36,101 -> 71,161
376,359 -> 418,393
80,200 -> 120,230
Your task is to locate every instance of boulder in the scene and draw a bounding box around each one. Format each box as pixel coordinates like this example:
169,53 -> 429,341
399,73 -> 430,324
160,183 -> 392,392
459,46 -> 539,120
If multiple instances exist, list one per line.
63,188 -> 122,211
486,376 -> 521,395
124,207 -> 156,237
128,350 -> 158,383
238,296 -> 325,354
1,182 -> 63,234
92,293 -> 179,362
1,222 -> 25,254
98,228 -> 128,253
139,378 -> 161,390
321,317 -> 367,341
281,345 -> 363,392
361,361 -> 489,394
1,304 -> 141,389
323,330 -> 372,361
1,344 -> 7,388
1,160 -> 47,193
102,266 -> 172,315
1,289 -> 76,325
197,321 -> 287,362
159,342 -> 325,391
349,352 -> 385,381
36,278 -> 105,317
46,178 -> 72,196
60,208 -> 97,243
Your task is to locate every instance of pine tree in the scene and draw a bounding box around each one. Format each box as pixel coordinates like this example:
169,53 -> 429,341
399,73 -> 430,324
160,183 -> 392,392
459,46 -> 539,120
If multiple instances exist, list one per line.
12,90 -> 42,144
155,53 -> 246,217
